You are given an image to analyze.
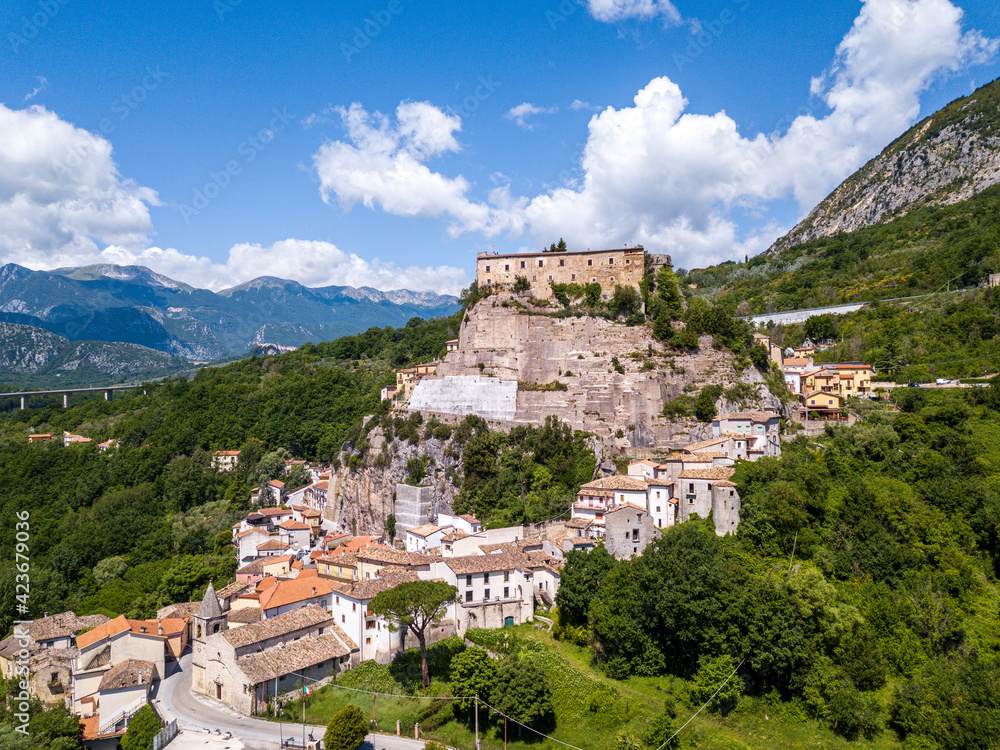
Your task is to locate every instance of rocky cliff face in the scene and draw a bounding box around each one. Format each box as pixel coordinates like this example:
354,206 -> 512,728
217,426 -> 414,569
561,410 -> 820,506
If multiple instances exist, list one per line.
769,77 -> 1000,255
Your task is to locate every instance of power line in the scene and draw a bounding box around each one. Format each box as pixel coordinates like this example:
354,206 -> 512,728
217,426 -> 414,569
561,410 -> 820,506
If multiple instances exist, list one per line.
654,657 -> 747,750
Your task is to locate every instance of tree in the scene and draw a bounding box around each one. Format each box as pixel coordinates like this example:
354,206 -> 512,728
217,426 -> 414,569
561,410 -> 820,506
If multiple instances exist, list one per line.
584,282 -> 602,307
513,276 -> 531,292
370,580 -> 457,685
449,648 -> 498,716
614,729 -> 642,750
547,238 -> 568,252
121,704 -> 161,750
610,284 -> 642,318
556,544 -> 615,626
385,513 -> 396,541
323,704 -> 368,750
93,556 -> 127,586
656,266 -> 684,317
689,655 -> 743,715
694,385 -> 723,422
491,659 -> 555,732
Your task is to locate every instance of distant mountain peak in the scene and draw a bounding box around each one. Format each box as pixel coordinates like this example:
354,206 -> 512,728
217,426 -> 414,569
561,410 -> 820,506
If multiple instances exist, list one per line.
50,264 -> 197,292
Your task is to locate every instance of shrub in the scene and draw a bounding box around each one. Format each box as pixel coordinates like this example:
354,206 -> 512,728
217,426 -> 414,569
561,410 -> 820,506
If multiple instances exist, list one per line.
121,704 -> 161,750
689,655 -> 742,716
827,683 -> 881,740
662,395 -> 694,419
694,385 -> 723,422
611,357 -> 625,375
324,704 -> 368,750
513,276 -> 531,292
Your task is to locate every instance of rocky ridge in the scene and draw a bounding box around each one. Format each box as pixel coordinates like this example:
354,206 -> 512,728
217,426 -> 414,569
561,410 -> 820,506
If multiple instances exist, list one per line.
768,77 -> 1000,255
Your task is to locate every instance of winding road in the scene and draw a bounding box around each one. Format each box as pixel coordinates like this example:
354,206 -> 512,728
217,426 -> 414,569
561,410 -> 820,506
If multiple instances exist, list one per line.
153,654 -> 431,750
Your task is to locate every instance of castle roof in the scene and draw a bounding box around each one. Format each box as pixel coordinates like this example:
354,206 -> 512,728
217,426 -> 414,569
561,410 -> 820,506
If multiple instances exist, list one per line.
196,582 -> 223,620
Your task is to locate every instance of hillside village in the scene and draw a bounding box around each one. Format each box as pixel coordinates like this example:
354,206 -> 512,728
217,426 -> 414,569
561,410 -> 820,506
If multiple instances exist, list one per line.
2,245 -> 880,748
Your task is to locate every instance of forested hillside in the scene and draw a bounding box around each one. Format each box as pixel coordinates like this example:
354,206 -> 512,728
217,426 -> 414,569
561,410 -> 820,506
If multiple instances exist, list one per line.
558,384 -> 1000,747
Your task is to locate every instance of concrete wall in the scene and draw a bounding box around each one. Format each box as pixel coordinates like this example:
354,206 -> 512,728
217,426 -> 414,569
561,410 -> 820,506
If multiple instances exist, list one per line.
711,485 -> 741,536
477,248 -> 646,300
407,376 -> 518,422
394,483 -> 432,535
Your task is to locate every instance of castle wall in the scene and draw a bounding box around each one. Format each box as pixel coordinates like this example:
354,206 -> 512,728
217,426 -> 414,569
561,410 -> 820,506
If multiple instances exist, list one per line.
477,248 -> 646,299
394,483 -> 432,535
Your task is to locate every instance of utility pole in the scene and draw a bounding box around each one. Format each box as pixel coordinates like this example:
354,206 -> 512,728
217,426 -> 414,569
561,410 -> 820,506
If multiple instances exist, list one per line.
475,695 -> 481,750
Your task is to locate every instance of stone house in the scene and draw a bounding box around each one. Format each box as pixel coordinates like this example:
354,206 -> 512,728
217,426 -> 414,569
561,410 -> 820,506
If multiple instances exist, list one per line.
404,523 -> 449,552
258,575 -> 336,619
330,574 -> 424,663
196,604 -> 357,715
277,519 -> 311,549
476,247 -> 647,301
677,467 -> 740,535
354,546 -> 434,581
604,502 -> 658,559
316,552 -> 361,585
711,411 -> 782,459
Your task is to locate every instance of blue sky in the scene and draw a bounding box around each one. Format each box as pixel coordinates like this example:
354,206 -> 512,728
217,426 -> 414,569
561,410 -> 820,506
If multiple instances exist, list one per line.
1,0 -> 998,294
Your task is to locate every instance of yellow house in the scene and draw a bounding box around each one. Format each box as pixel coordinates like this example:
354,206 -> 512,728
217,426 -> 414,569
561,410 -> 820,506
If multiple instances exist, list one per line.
802,369 -> 839,393
833,363 -> 872,396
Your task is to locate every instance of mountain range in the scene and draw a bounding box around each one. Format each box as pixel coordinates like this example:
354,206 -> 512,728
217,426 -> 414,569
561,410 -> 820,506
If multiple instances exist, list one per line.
0,264 -> 461,366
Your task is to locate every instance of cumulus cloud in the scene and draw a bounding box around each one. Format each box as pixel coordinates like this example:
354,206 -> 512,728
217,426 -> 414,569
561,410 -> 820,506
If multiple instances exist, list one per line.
101,240 -> 471,295
570,99 -> 601,112
312,0 -> 995,269
0,103 -> 158,269
587,0 -> 682,24
505,103 -> 558,130
312,100 -> 526,238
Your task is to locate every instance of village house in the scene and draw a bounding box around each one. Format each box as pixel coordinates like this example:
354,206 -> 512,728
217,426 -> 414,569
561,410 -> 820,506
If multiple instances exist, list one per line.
437,551 -> 535,634
27,432 -> 53,443
194,602 -> 357,715
317,552 -> 361,585
277,518 -> 311,549
330,574 -> 423,663
354,546 -> 435,581
604,503 -> 658,559
63,432 -> 92,446
211,450 -> 240,471
404,523 -> 450,552
801,390 -> 847,419
711,411 -> 782,459
438,512 -> 482,535
677,467 -> 740,534
236,554 -> 295,585
251,479 -> 286,506
258,574 -> 337,619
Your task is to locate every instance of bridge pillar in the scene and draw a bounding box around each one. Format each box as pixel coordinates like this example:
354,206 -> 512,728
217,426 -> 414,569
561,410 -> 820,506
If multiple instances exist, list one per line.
63,393 -> 70,409
104,389 -> 113,401
20,396 -> 27,410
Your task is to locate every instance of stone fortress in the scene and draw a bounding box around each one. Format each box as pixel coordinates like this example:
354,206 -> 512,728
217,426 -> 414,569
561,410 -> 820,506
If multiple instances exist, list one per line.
404,247 -> 781,447
477,246 -> 669,300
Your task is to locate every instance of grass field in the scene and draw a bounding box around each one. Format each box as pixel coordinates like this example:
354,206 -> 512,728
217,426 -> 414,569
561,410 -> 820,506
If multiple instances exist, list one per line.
277,626 -> 906,749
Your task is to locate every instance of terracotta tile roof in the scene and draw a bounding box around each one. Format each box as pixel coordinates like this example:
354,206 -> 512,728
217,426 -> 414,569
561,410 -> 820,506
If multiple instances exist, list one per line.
406,524 -> 442,538
258,539 -> 290,551
259,507 -> 293,517
565,517 -> 593,529
76,615 -> 130,651
300,508 -> 322,517
214,450 -> 240,456
682,436 -> 730,452
336,572 -> 420,601
221,604 -> 334,649
218,581 -> 250,599
259,577 -> 336,611
356,546 -> 433,567
279,520 -> 311,531
236,631 -> 355,684
629,459 -> 661,467
713,480 -> 737,487
579,475 -> 649,492
236,528 -> 267,539
444,550 -> 528,575
237,559 -> 267,575
715,411 -> 779,422
98,658 -> 155,692
0,634 -> 39,660
344,535 -> 379,550
228,607 -> 262,624
678,467 -> 736,480
441,529 -> 470,542
645,476 -> 674,487
81,715 -> 125,741
459,514 -> 480,524
606,501 -> 650,515
157,601 -> 200,619
26,612 -> 109,643
317,552 -> 359,567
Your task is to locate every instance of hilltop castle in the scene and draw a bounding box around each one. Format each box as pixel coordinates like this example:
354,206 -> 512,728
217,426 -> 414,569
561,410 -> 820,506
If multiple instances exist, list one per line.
477,246 -> 670,300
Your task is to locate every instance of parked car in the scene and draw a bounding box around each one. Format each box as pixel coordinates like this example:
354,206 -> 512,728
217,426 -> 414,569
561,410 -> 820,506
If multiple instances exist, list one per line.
936,378 -> 952,385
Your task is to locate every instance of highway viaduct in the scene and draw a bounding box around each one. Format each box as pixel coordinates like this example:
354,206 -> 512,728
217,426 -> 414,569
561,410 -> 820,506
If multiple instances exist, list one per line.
0,384 -> 145,410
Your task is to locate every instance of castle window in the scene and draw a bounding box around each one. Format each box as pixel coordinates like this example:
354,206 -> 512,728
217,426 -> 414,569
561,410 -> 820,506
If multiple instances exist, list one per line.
610,276 -> 615,282
591,278 -> 597,283
559,259 -> 564,267
587,259 -> 593,266
571,274 -> 576,280
532,276 -> 536,282
608,257 -> 614,264
625,259 -> 630,264
485,265 -> 490,273
504,264 -> 509,271
538,260 -> 543,267
520,260 -> 525,268
547,275 -> 552,281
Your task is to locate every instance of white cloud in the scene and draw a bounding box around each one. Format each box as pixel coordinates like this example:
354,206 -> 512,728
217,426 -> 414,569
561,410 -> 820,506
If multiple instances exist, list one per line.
23,77 -> 48,102
0,103 -> 158,270
570,99 -> 600,112
312,0 -> 995,270
101,240 -> 471,295
505,102 -> 558,130
313,101 -> 525,238
587,0 -> 682,24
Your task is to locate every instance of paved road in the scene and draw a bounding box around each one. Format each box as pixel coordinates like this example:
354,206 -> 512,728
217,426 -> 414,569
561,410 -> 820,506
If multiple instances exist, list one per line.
155,653 -> 431,750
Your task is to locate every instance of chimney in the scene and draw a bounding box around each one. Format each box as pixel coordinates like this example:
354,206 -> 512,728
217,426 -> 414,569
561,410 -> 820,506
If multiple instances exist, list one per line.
158,620 -> 164,636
